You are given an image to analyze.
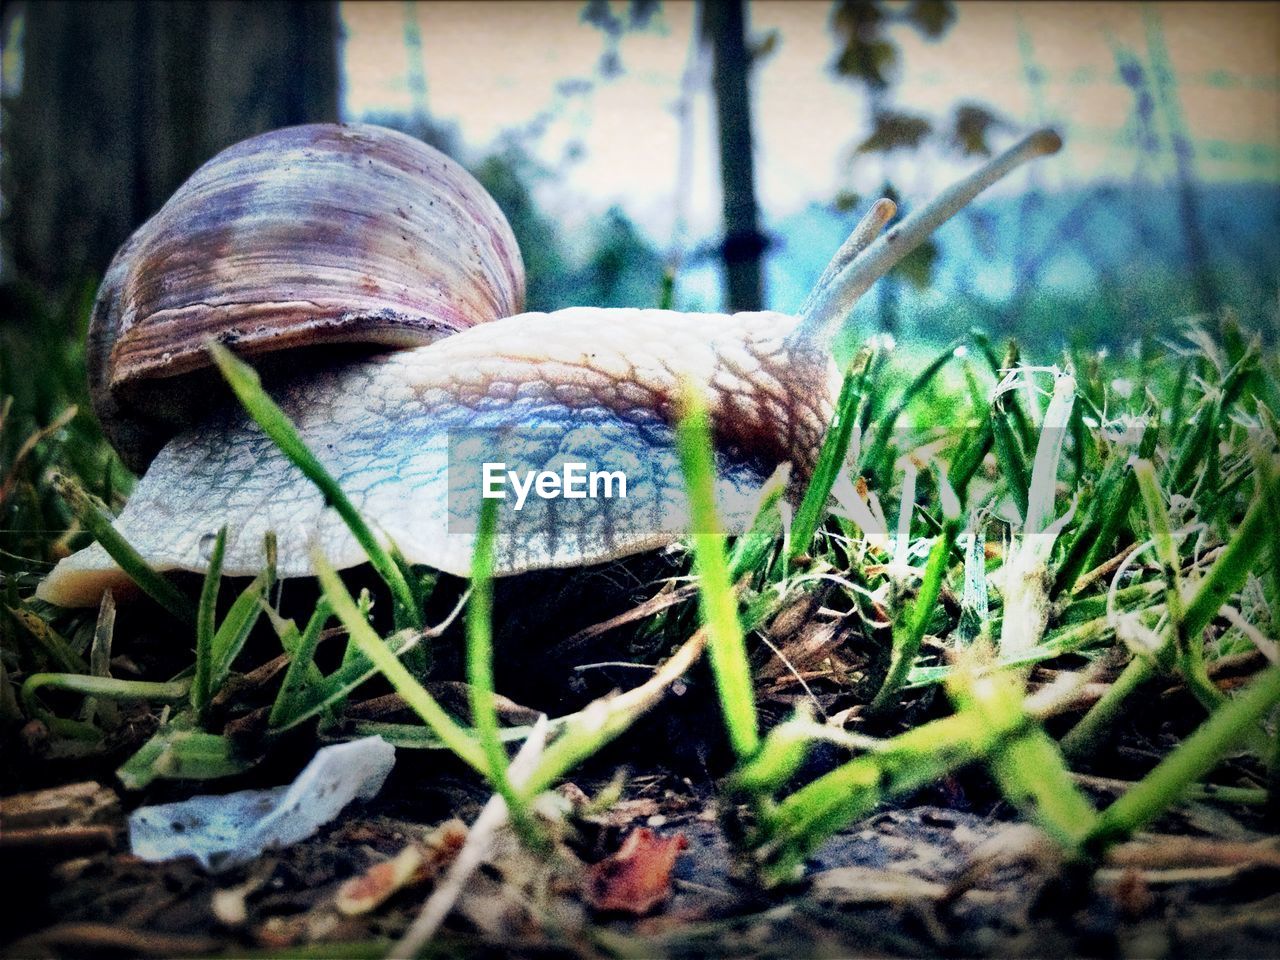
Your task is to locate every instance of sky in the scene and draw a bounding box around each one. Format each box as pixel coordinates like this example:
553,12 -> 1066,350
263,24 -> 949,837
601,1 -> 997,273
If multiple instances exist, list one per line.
341,1 -> 1279,256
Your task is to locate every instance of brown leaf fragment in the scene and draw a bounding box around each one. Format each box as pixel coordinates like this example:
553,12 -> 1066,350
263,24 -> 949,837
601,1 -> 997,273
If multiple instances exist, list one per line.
1108,868 -> 1156,920
758,622 -> 842,682
581,798 -> 663,830
336,845 -> 425,916
556,782 -> 592,811
335,818 -> 467,916
584,828 -> 688,915
423,817 -> 470,860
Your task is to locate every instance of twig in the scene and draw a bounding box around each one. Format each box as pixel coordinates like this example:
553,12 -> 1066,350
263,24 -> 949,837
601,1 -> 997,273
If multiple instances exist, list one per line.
390,715 -> 549,960
5,924 -> 221,958
0,825 -> 117,855
1071,541 -> 1141,596
521,626 -> 710,798
553,582 -> 699,656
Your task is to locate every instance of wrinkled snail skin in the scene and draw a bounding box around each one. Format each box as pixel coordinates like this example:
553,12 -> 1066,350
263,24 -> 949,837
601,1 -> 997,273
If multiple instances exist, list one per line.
39,308 -> 839,608
89,123 -> 525,472
38,127 -> 1062,609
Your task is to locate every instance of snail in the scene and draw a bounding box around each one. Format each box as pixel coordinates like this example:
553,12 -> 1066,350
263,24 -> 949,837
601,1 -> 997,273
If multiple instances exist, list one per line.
37,124 -> 1061,608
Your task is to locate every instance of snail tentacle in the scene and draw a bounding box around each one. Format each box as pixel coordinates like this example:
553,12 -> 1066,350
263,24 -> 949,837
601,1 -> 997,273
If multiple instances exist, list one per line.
794,128 -> 1063,352
799,197 -> 897,320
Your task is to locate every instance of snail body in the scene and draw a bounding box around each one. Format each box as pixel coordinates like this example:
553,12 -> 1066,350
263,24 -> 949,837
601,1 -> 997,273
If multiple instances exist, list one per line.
38,126 -> 1062,608
41,307 -> 835,605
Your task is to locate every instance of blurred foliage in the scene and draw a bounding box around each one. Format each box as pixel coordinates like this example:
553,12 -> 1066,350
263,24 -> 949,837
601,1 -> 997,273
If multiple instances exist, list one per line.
856,110 -> 932,154
471,147 -> 573,312
950,102 -> 1015,157
573,207 -> 666,309
473,149 -> 665,311
367,113 -> 666,313
830,0 -> 956,90
828,0 -> 1016,327
581,0 -> 662,79
0,283 -> 126,581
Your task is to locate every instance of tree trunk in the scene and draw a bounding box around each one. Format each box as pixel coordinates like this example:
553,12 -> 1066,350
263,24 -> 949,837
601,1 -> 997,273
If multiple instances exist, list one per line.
704,0 -> 764,313
1,0 -> 340,295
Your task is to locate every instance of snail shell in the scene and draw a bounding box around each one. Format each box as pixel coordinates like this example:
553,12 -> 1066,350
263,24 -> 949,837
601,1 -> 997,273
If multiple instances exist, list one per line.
88,123 -> 525,471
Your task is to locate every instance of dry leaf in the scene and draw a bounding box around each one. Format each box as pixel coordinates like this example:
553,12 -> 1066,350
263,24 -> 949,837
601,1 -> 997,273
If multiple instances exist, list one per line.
336,845 -> 425,916
336,819 -> 468,916
584,828 -> 688,915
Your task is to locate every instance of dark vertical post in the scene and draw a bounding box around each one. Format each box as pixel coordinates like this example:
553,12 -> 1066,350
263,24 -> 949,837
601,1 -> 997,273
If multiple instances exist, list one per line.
2,0 -> 340,295
704,0 -> 764,312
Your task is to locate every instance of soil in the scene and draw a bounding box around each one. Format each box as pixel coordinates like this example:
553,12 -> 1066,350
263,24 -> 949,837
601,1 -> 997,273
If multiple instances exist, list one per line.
4,766 -> 1279,958
3,567 -> 1278,958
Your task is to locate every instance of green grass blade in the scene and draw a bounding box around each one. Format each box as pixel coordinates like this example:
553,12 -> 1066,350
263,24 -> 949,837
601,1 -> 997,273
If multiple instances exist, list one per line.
50,471 -> 194,622
789,363 -> 863,562
948,666 -> 1099,850
1182,481 -> 1272,638
191,525 -> 226,716
520,626 -> 711,799
728,710 -> 815,796
269,598 -> 332,728
117,725 -> 250,790
969,329 -> 1002,377
1063,483 -> 1270,758
1056,416 -> 1157,593
658,267 -> 675,310
208,343 -> 422,629
675,382 -> 759,761
7,604 -> 87,674
990,405 -> 1030,522
1251,444 -> 1280,625
949,364 -> 993,501
1060,656 -> 1156,760
210,572 -> 269,690
727,483 -> 784,583
956,523 -> 990,644
1086,666 -> 1280,852
467,495 -> 542,845
1169,343 -> 1260,493
1134,459 -> 1222,711
757,705 -> 1026,885
269,628 -> 419,732
870,516 -> 961,712
22,673 -> 189,736
311,547 -> 485,773
862,339 -> 960,487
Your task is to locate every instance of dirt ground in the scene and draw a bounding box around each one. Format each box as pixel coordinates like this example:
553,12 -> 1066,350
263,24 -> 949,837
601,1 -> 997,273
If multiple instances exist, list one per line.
3,569 -> 1278,959
4,726 -> 1279,958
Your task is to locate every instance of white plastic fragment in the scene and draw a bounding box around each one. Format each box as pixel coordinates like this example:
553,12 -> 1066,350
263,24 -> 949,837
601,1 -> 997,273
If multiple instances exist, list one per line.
128,736 -> 396,871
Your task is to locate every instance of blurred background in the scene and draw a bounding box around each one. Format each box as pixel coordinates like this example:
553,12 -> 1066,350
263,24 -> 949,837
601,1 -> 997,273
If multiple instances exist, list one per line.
1,0 -> 1277,349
